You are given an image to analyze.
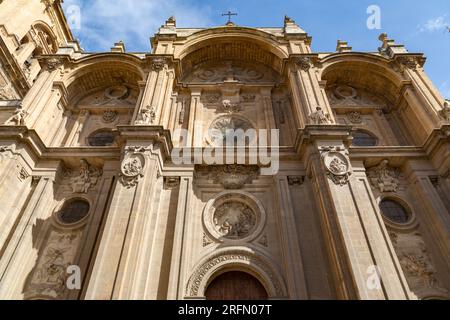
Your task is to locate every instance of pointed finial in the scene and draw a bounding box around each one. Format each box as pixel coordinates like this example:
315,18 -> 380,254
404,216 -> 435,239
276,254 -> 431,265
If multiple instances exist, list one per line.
284,15 -> 295,25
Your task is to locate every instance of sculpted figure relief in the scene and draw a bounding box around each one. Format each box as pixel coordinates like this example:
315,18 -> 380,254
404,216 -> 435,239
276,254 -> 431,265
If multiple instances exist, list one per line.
440,100 -> 450,122
309,107 -> 331,125
70,159 -> 102,194
213,201 -> 257,240
5,108 -> 27,126
136,106 -> 156,125
368,160 -> 400,193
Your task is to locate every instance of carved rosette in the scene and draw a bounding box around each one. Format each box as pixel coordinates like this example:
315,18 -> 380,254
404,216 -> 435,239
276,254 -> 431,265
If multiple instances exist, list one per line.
348,111 -> 363,124
102,110 -> 118,123
119,148 -> 146,188
320,146 -> 352,186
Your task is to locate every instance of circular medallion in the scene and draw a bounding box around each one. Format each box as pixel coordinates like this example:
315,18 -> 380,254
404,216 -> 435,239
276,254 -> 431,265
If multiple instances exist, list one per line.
203,192 -> 266,243
213,201 -> 257,240
121,154 -> 144,178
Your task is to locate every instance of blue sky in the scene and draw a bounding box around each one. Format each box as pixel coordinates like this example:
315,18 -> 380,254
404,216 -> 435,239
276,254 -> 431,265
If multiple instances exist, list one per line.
62,0 -> 450,98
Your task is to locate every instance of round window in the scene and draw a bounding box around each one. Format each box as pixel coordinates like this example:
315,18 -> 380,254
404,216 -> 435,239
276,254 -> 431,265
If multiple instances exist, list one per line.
58,199 -> 90,224
88,130 -> 115,147
379,199 -> 410,224
352,130 -> 377,147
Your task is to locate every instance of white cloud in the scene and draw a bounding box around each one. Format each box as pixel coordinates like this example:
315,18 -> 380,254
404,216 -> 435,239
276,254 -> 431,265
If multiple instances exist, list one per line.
439,81 -> 450,99
62,0 -> 214,52
418,15 -> 449,33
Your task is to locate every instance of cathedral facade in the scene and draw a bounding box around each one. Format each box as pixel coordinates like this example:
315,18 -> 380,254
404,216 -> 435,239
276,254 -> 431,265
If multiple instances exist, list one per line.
0,0 -> 449,300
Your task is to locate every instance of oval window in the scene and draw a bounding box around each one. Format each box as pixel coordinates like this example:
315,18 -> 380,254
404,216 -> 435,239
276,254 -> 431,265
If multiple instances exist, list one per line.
87,130 -> 115,146
379,199 -> 410,224
58,199 -> 90,224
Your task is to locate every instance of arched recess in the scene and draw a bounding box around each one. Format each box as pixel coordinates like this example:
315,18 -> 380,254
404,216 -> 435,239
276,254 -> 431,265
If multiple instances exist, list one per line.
173,28 -> 297,146
320,54 -> 425,145
177,28 -> 288,82
64,55 -> 145,107
31,21 -> 59,55
52,56 -> 145,146
185,247 -> 287,299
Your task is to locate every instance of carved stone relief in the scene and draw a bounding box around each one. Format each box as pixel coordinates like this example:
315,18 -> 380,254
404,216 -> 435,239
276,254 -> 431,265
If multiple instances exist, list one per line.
208,116 -> 254,146
202,233 -> 214,247
348,111 -> 363,124
78,85 -> 136,107
0,72 -> 17,100
182,61 -> 278,84
163,176 -> 180,190
439,101 -> 450,122
221,99 -> 241,114
320,146 -> 352,186
199,165 -> 260,189
64,159 -> 102,194
186,249 -> 285,297
136,106 -> 156,125
213,201 -> 257,240
4,108 -> 27,125
119,149 -> 145,188
367,160 -> 401,193
328,85 -> 387,109
102,110 -> 118,123
203,192 -> 266,243
287,176 -> 305,186
309,107 -> 331,125
26,231 -> 82,299
151,57 -> 167,72
389,231 -> 448,298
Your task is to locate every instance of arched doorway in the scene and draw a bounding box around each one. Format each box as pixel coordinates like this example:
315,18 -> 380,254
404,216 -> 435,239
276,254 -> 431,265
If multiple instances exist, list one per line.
205,271 -> 268,300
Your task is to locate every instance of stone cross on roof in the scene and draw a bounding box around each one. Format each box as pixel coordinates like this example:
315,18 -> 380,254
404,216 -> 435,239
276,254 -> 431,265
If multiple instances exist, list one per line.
222,11 -> 237,25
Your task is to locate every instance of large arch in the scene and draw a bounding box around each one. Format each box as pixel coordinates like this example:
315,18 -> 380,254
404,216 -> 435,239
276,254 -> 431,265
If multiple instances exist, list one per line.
177,27 -> 289,81
185,247 -> 288,299
320,53 -> 405,105
63,54 -> 145,106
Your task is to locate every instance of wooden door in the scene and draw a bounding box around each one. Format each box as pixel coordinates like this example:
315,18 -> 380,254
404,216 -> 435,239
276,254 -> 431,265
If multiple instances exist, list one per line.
205,271 -> 268,300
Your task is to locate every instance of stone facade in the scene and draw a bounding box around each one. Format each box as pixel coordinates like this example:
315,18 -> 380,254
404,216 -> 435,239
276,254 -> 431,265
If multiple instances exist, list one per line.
0,2 -> 449,300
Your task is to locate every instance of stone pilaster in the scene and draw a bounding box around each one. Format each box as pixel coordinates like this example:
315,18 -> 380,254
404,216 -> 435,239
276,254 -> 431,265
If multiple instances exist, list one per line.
288,55 -> 335,127
303,128 -> 413,300
167,177 -> 194,300
274,176 -> 308,299
0,176 -> 56,299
